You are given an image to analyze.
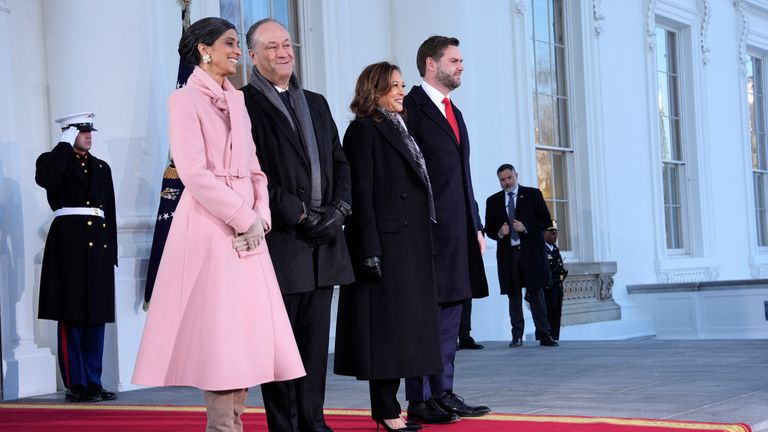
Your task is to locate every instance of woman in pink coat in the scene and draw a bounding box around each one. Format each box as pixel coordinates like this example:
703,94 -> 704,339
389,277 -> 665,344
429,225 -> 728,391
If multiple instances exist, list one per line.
133,17 -> 305,431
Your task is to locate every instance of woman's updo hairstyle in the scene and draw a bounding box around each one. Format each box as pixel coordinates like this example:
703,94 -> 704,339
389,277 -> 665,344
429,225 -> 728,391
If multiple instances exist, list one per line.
178,17 -> 236,66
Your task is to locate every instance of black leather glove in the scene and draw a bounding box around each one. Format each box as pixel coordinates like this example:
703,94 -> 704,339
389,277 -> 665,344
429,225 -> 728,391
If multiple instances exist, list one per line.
358,256 -> 382,282
296,203 -> 323,235
309,199 -> 351,243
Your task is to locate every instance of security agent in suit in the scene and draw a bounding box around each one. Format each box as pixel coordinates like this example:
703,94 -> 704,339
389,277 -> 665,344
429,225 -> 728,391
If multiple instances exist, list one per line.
403,35 -> 490,425
544,226 -> 568,341
34,112 -> 118,403
241,19 -> 354,432
484,164 -> 559,347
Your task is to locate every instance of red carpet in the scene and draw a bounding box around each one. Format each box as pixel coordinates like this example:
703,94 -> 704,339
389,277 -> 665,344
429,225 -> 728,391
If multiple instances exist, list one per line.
0,403 -> 751,432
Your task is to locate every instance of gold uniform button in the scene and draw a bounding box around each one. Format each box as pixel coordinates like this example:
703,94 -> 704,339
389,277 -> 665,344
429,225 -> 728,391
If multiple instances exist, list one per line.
86,201 -> 90,205
102,223 -> 106,228
87,221 -> 92,226
103,244 -> 108,248
88,242 -> 94,247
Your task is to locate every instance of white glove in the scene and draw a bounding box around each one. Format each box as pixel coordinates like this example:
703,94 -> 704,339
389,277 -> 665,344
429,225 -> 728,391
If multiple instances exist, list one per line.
59,127 -> 80,145
232,216 -> 266,252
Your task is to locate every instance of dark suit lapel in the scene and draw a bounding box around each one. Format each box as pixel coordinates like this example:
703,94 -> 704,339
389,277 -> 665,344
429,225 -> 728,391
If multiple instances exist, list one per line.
372,119 -> 424,184
411,86 -> 461,150
247,86 -> 308,161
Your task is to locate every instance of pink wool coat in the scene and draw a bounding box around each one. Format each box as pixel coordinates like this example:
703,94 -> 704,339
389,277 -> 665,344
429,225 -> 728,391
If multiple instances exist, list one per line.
132,67 -> 305,391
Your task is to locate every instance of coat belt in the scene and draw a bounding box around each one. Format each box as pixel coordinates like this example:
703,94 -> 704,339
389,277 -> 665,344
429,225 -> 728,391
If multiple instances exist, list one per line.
53,207 -> 105,219
213,168 -> 248,178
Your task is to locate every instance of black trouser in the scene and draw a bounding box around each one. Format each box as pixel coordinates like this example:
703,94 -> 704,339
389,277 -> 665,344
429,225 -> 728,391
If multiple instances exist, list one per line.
261,288 -> 333,432
508,247 -> 551,340
458,299 -> 473,343
545,283 -> 564,340
369,379 -> 401,421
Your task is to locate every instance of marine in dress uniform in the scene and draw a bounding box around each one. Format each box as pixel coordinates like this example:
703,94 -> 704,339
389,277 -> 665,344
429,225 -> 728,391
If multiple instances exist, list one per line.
544,225 -> 568,341
35,112 -> 118,403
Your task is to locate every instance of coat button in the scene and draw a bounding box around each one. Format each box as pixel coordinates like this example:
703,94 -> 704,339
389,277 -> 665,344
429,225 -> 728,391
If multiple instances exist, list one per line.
103,244 -> 108,248
400,193 -> 408,200
87,221 -> 92,226
402,221 -> 409,227
86,201 -> 90,205
298,186 -> 306,193
88,242 -> 94,247
103,223 -> 107,228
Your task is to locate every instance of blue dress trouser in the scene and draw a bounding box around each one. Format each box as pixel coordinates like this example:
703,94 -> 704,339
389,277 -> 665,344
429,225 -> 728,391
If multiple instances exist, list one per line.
57,321 -> 105,388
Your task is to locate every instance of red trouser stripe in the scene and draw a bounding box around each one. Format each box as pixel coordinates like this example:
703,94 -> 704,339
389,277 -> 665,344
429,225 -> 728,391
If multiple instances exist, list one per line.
59,323 -> 71,387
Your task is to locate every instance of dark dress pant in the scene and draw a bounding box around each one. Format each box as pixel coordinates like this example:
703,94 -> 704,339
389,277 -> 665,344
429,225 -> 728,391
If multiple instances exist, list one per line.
545,283 -> 564,340
507,248 -> 552,340
261,288 -> 333,432
369,379 -> 401,421
405,301 -> 461,401
458,299 -> 473,343
57,321 -> 105,388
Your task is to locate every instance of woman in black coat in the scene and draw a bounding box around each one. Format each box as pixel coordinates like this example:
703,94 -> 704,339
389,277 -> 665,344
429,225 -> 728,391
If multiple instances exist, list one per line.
334,62 -> 442,431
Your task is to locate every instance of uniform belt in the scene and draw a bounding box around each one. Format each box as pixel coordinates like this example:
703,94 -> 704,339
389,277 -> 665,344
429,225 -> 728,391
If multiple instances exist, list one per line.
53,207 -> 105,219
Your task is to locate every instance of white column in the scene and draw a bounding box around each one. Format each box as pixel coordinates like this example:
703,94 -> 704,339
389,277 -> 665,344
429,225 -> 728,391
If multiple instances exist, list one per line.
0,0 -> 57,400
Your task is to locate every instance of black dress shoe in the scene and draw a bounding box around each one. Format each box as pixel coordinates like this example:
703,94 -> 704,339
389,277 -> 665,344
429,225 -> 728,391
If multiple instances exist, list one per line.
406,399 -> 460,424
458,338 -> 484,350
65,386 -> 99,403
87,384 -> 117,401
540,337 -> 559,347
508,338 -> 523,347
434,391 -> 491,417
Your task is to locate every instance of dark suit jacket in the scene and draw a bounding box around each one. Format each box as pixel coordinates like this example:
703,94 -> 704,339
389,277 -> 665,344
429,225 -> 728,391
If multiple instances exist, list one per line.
334,116 -> 442,380
35,142 -> 117,323
485,186 -> 552,294
403,85 -> 488,303
241,84 -> 354,293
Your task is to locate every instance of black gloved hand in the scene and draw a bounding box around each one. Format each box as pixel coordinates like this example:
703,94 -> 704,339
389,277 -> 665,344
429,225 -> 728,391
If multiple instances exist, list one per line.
358,256 -> 382,282
296,204 -> 323,235
309,199 -> 351,243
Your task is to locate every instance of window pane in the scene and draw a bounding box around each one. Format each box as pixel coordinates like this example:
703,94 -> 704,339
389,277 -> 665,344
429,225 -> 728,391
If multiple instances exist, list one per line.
272,0 -> 291,28
537,149 -> 553,199
553,151 -> 566,198
537,95 -> 554,146
657,72 -> 670,116
656,28 -> 667,73
555,201 -> 570,250
535,41 -> 553,95
659,116 -> 672,160
665,205 -> 681,249
220,0 -> 241,27
666,31 -> 678,74
556,96 -> 570,149
532,0 -> 550,43
554,46 -> 567,97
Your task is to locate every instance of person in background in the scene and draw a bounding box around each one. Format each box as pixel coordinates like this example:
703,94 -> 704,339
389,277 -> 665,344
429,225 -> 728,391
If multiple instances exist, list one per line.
241,18 -> 354,432
544,225 -> 568,341
334,61 -> 442,432
484,164 -> 558,348
35,111 -> 118,403
132,17 -> 305,432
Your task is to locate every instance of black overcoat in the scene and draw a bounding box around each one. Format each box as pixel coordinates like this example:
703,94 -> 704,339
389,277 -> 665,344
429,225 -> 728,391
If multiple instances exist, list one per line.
241,85 -> 354,293
485,186 -> 552,294
402,85 -> 488,303
35,142 -> 117,323
334,117 -> 442,380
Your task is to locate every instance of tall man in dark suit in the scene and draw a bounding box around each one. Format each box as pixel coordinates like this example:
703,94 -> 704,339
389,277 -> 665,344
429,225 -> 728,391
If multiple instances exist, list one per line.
485,164 -> 559,347
403,35 -> 490,425
241,19 -> 354,432
35,112 -> 118,403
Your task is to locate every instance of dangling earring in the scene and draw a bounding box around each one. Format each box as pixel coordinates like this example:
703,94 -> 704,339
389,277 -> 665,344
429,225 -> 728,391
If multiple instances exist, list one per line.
202,53 -> 212,64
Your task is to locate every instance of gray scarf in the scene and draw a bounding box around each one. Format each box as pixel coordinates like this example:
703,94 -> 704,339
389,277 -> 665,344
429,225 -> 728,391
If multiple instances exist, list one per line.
249,67 -> 322,208
377,107 -> 436,222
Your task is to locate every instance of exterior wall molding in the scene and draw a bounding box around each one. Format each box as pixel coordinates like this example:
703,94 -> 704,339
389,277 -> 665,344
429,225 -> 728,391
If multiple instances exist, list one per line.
515,1 -> 527,16
0,0 -> 9,14
699,0 -> 710,65
561,262 -> 621,326
734,1 -> 750,73
593,0 -> 605,36
647,0 -> 658,50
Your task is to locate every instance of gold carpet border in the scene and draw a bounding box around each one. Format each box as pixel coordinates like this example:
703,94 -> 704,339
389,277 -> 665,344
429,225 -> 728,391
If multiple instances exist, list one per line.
0,403 -> 749,432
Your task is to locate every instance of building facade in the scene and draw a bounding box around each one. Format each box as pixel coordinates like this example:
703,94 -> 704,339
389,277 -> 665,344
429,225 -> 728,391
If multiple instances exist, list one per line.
1,0 -> 767,399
